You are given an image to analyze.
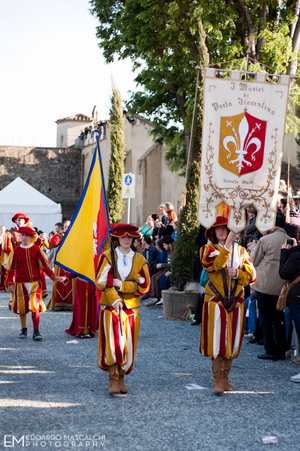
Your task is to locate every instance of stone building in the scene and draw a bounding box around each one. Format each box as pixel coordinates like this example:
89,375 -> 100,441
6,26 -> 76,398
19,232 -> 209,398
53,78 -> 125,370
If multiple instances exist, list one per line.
0,110 -> 299,228
0,145 -> 82,219
79,114 -> 186,225
56,113 -> 92,148
0,111 -> 185,226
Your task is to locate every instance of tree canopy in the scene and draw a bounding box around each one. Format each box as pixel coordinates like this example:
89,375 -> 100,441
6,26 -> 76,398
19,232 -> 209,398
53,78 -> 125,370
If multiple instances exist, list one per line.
91,1 -> 300,288
91,0 -> 300,171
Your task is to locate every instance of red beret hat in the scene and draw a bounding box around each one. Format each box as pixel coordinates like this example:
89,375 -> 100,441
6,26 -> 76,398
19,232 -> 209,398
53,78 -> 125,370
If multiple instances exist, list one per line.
12,212 -> 30,223
110,223 -> 140,239
206,216 -> 229,238
210,216 -> 228,229
18,226 -> 36,237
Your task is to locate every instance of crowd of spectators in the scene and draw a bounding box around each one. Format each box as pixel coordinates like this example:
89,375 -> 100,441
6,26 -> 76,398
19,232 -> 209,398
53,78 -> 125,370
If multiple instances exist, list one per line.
138,198 -> 300,384
137,202 -> 177,306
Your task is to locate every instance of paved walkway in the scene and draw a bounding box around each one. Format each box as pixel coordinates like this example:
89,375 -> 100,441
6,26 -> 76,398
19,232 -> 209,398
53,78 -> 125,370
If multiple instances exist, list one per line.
0,290 -> 300,451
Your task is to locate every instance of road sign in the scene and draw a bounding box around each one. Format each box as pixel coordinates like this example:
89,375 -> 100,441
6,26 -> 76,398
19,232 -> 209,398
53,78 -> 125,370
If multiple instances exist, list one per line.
122,173 -> 135,199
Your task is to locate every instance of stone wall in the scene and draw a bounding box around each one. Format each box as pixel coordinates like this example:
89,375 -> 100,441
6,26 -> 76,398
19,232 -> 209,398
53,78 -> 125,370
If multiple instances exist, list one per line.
0,146 -> 82,219
81,119 -> 187,225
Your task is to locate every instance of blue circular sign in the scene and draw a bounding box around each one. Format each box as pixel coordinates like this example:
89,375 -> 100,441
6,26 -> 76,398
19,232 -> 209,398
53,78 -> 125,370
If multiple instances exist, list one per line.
125,175 -> 133,186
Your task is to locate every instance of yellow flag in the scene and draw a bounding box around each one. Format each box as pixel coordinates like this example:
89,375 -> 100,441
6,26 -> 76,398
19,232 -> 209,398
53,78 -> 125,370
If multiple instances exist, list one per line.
55,142 -> 109,283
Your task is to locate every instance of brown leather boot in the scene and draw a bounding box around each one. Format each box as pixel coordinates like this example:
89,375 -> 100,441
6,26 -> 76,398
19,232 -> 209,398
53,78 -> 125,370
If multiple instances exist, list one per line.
118,368 -> 128,395
222,359 -> 234,391
108,365 -> 121,396
212,357 -> 224,396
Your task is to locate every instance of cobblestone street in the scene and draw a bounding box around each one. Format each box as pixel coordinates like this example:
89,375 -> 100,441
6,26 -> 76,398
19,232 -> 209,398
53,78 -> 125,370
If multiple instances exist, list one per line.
0,290 -> 300,451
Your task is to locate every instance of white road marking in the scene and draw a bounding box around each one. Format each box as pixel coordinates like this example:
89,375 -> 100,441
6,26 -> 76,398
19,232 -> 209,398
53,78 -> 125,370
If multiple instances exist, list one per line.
225,390 -> 273,395
185,384 -> 208,390
0,317 -> 18,319
262,436 -> 279,445
0,399 -> 80,408
0,370 -> 54,374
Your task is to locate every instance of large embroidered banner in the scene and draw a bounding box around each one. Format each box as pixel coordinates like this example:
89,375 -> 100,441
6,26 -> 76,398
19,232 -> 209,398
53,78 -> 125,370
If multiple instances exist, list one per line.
199,68 -> 290,233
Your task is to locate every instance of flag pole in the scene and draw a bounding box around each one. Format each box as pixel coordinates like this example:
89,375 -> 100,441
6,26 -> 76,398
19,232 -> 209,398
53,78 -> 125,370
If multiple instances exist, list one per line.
286,151 -> 291,223
127,198 -> 131,223
95,133 -> 123,336
228,241 -> 235,303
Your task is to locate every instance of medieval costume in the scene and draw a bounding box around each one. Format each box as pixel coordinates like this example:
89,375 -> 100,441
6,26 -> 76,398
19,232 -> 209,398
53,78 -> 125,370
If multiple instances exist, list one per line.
7,226 -> 58,341
0,213 -> 31,305
13,214 -> 50,299
200,216 -> 256,395
48,232 -> 73,311
35,235 -> 50,299
0,230 -> 13,292
96,223 -> 150,397
65,278 -> 98,338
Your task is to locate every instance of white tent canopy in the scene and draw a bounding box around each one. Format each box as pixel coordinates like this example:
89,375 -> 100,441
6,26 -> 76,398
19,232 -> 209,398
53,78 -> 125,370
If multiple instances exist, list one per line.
0,177 -> 62,233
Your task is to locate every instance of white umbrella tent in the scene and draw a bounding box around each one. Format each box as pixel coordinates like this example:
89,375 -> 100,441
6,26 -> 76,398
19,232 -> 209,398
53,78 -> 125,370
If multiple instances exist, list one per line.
0,177 -> 62,232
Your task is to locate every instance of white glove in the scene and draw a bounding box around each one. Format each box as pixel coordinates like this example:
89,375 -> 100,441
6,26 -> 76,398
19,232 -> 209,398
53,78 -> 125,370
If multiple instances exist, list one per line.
112,299 -> 123,311
113,278 -> 122,288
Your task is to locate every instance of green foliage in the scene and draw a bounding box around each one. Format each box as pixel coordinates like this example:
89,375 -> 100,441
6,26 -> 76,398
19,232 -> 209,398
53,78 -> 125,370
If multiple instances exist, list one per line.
258,24 -> 293,74
287,84 -> 300,135
107,88 -> 125,223
91,0 -> 300,170
171,85 -> 203,288
171,161 -> 200,289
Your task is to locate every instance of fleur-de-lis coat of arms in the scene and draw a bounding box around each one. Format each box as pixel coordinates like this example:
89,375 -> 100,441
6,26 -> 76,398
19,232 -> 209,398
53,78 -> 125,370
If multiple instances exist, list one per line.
219,112 -> 267,176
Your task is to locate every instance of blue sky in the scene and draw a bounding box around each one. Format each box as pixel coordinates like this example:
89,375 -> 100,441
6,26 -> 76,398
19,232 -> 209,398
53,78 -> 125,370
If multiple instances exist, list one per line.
0,0 -> 136,146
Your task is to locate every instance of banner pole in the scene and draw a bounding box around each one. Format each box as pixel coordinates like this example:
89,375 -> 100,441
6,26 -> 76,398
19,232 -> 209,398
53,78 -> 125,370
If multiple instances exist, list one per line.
286,152 -> 291,223
127,198 -> 131,224
95,133 -> 123,336
185,66 -> 200,182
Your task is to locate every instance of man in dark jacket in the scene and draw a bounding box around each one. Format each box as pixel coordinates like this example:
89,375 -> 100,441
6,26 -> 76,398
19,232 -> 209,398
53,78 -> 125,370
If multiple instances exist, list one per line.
253,212 -> 290,360
279,239 -> 300,382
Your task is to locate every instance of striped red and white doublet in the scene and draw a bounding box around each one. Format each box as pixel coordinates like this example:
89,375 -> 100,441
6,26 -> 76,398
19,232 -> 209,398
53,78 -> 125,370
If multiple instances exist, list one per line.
201,297 -> 245,359
12,281 -> 46,315
8,244 -> 55,315
200,242 -> 255,360
96,248 -> 150,375
98,306 -> 139,374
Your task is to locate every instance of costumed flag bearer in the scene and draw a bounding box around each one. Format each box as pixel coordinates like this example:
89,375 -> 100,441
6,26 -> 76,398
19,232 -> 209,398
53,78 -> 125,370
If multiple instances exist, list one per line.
55,137 -> 150,396
7,227 -> 65,341
200,216 -> 256,396
96,224 -> 150,397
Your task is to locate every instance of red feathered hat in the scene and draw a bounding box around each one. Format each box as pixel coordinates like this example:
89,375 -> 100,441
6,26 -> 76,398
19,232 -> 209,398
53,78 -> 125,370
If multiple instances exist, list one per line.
110,223 -> 140,239
18,226 -> 36,237
12,212 -> 30,223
